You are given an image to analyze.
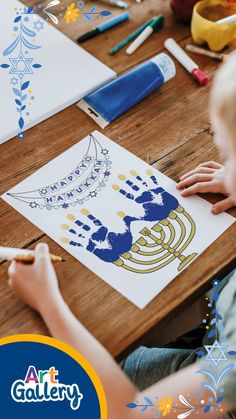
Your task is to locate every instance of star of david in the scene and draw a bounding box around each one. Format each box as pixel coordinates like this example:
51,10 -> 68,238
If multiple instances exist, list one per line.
29,201 -> 38,209
62,203 -> 69,209
10,77 -> 18,85
204,340 -> 228,366
33,20 -> 44,32
9,53 -> 33,80
89,191 -> 97,198
39,188 -> 48,195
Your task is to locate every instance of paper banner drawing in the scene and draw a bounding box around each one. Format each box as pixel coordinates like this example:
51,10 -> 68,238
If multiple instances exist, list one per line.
7,134 -> 112,210
2,131 -> 235,309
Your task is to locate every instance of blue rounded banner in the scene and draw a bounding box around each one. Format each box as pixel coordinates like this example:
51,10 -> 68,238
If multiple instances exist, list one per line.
0,335 -> 107,418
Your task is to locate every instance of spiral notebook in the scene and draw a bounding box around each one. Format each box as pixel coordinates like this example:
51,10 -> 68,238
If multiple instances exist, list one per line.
0,0 -> 116,144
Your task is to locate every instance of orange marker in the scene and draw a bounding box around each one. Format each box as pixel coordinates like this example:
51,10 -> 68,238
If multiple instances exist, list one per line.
0,246 -> 64,264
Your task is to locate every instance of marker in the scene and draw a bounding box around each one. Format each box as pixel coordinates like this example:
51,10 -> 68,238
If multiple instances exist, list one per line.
185,44 -> 228,62
99,0 -> 128,9
77,12 -> 130,43
126,15 -> 164,55
110,17 -> 156,55
217,13 -> 236,25
164,38 -> 209,86
0,246 -> 65,264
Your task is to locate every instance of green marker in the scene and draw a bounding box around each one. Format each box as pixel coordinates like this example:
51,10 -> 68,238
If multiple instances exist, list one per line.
126,16 -> 165,55
109,17 -> 156,55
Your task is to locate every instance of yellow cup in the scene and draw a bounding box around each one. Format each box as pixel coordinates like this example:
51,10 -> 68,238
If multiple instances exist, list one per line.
191,0 -> 236,51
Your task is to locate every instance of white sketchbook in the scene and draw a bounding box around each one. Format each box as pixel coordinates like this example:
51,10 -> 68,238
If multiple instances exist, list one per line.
0,0 -> 116,144
2,131 -> 235,308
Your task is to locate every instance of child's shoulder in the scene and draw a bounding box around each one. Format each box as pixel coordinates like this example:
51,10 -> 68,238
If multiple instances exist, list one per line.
218,269 -> 236,318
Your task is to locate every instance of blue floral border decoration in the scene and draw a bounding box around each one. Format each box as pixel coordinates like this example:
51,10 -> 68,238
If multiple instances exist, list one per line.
0,6 -> 43,139
127,279 -> 236,418
0,1 -> 111,140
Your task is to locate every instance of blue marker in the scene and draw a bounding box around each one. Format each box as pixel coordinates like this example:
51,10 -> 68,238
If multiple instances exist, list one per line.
77,12 -> 130,43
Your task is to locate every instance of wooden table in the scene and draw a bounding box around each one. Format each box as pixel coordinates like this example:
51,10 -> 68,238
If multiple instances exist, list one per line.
0,0 -> 235,359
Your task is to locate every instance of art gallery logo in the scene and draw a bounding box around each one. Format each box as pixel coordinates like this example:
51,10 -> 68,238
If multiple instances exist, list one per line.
0,335 -> 107,418
11,365 -> 83,411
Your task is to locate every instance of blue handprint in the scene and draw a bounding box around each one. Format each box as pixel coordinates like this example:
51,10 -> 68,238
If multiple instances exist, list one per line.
61,210 -> 133,263
60,169 -> 180,264
112,169 -> 179,226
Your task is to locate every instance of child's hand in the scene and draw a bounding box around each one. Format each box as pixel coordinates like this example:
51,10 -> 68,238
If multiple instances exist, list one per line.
8,243 -> 61,313
176,161 -> 236,214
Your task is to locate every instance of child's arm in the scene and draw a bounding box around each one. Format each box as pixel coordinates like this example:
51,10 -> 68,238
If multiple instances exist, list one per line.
176,161 -> 236,214
8,243 -> 230,419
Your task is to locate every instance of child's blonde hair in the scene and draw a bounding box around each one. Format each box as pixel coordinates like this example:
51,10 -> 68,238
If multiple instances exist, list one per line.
210,51 -> 236,151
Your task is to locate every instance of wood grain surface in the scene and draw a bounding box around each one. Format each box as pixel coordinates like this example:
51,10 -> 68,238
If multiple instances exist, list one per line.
0,0 -> 235,358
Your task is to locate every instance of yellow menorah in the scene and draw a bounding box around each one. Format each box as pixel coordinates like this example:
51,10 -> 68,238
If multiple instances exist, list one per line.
113,205 -> 198,273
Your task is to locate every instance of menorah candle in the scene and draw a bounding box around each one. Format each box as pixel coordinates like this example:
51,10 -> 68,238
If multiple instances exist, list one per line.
78,53 -> 176,128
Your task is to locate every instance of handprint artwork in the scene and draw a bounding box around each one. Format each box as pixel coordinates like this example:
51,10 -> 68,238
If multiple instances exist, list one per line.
60,170 -> 198,273
2,131 -> 234,308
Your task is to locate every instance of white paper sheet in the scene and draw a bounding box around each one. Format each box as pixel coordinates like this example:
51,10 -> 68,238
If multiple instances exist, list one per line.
0,0 -> 116,144
2,131 -> 235,308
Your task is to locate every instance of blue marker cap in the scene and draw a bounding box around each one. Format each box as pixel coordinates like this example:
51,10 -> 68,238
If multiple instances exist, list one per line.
98,11 -> 130,32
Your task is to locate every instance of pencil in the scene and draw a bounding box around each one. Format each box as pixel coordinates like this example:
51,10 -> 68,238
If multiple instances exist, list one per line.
185,44 -> 228,62
0,246 -> 65,264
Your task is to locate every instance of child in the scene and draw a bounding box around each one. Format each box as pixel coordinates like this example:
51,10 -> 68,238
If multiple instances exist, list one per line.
8,52 -> 236,419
